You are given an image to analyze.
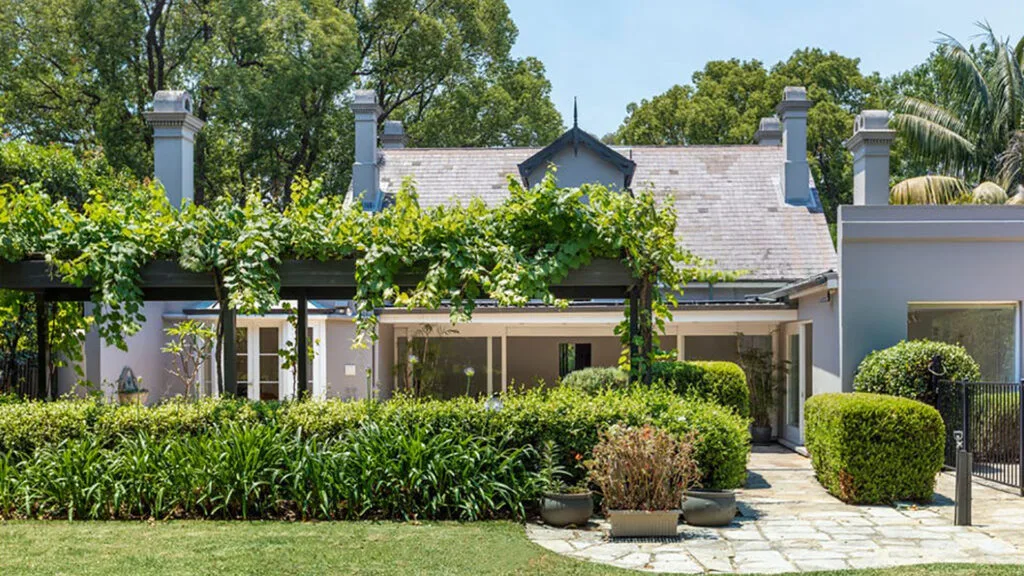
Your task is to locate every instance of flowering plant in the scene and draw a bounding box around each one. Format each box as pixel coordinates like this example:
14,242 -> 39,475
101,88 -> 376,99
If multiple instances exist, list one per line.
587,425 -> 700,511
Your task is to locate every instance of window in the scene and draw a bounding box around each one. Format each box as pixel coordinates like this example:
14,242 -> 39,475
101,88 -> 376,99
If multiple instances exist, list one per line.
558,343 -> 592,378
258,327 -> 280,401
908,303 -> 1017,382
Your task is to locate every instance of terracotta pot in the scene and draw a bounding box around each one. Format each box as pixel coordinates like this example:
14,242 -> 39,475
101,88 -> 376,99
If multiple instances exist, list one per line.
606,509 -> 680,538
681,490 -> 737,527
540,492 -> 593,527
118,390 -> 149,405
750,425 -> 773,445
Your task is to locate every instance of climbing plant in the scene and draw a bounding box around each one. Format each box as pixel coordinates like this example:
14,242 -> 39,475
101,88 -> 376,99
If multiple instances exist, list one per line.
0,171 -> 733,384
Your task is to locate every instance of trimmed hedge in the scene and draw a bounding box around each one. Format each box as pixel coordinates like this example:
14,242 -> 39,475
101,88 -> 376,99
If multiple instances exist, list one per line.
560,367 -> 628,393
651,361 -> 750,417
805,393 -> 945,504
854,340 -> 980,402
0,386 -> 750,490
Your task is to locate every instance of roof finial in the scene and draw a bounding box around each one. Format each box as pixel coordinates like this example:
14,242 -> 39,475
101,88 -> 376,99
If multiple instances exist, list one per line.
573,97 -> 578,128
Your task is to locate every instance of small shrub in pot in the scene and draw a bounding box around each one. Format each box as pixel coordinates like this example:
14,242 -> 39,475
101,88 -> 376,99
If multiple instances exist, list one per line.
587,425 -> 700,537
537,440 -> 593,527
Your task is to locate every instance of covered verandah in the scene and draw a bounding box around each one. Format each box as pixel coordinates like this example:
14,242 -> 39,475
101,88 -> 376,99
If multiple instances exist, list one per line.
379,303 -> 797,397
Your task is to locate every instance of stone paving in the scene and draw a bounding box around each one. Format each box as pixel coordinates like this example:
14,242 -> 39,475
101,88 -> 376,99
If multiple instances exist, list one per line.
526,445 -> 1024,573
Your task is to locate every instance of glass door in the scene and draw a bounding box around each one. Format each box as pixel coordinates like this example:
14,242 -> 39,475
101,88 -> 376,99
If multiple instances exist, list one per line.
783,325 -> 806,445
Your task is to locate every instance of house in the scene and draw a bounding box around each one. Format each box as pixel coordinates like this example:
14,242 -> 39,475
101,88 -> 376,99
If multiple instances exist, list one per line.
51,86 -> 1023,449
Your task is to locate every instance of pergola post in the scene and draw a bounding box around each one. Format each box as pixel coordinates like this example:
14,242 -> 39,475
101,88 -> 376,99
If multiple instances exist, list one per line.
296,293 -> 308,397
34,293 -> 48,399
628,287 -> 639,383
222,308 -> 237,396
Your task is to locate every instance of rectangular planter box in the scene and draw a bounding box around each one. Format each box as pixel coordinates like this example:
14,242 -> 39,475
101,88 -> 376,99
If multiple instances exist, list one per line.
607,509 -> 680,538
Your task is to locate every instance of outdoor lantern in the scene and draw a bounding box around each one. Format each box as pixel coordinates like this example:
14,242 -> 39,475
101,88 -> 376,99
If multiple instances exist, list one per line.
484,393 -> 503,412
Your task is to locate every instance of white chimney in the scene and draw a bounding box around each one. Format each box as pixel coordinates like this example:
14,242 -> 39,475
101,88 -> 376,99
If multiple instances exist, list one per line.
845,110 -> 896,206
350,90 -> 381,205
381,120 -> 407,149
144,91 -> 204,208
753,116 -> 782,146
775,87 -> 813,205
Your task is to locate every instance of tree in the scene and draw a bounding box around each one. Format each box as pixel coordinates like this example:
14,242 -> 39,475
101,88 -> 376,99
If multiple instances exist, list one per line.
891,23 -> 1024,196
406,57 -> 564,147
162,320 -> 215,400
610,50 -> 885,227
0,0 -> 561,201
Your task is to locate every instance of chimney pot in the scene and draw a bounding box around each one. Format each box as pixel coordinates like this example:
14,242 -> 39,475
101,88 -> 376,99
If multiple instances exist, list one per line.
775,86 -> 813,206
754,116 -> 782,146
144,90 -> 204,208
381,120 -> 407,149
845,110 -> 896,206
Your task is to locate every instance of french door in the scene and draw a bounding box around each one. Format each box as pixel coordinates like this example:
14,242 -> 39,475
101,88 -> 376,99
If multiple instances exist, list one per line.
783,324 -> 808,445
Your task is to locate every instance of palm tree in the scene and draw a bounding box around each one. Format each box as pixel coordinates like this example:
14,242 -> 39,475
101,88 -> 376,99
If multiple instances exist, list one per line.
893,23 -> 1024,201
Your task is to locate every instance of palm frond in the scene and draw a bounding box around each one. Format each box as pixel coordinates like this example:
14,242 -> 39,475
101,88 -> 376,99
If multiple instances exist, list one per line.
997,130 -> 1024,190
970,181 -> 1007,204
890,175 -> 970,205
1015,35 -> 1024,70
893,109 -> 977,164
1007,185 -> 1024,205
938,30 -> 992,113
987,36 -> 1023,137
894,97 -> 968,134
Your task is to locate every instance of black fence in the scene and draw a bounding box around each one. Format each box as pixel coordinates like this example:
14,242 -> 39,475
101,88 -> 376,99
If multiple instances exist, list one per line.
0,355 -> 38,397
937,381 -> 1023,493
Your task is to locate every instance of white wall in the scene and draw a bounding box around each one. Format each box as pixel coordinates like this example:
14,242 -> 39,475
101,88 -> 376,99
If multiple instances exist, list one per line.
324,320 -> 373,400
796,290 -> 840,395
838,205 -> 1024,389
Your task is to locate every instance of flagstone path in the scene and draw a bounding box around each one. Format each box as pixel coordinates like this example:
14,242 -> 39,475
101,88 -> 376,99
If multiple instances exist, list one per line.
526,444 -> 1024,573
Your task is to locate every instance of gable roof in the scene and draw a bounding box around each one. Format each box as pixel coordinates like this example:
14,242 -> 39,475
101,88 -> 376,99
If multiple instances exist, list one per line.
376,144 -> 837,282
517,126 -> 636,188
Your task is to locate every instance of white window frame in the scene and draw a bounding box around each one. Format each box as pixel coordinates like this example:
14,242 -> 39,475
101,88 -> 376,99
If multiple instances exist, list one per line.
199,316 -> 326,400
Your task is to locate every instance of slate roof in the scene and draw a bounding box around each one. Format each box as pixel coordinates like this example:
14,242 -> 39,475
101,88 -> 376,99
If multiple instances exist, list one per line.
376,145 -> 837,281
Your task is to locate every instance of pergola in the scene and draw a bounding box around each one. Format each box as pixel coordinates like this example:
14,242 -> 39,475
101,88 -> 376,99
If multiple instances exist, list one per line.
0,257 -> 645,399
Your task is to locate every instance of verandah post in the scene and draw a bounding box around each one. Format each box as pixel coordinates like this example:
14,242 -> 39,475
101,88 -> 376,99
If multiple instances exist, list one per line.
223,308 -> 237,396
628,287 -> 639,383
296,292 -> 308,397
34,292 -> 48,399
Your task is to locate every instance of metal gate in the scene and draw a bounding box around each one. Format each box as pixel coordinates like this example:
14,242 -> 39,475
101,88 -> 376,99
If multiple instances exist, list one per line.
937,381 -> 1023,492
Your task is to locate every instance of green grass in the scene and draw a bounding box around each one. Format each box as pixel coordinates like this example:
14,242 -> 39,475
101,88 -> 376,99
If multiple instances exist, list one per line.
0,520 -> 1021,576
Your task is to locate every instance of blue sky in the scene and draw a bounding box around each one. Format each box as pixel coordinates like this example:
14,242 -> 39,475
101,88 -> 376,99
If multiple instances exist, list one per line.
507,0 -> 1024,137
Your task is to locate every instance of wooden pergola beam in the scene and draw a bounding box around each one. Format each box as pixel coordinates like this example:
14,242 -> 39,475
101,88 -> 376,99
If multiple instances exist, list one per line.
0,258 -> 634,301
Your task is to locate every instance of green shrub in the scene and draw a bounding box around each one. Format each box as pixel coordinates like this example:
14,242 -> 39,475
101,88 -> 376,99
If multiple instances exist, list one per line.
560,367 -> 628,393
1,421 -> 540,521
805,393 -> 945,504
651,360 -> 750,417
280,386 -> 750,490
854,340 -> 980,403
0,387 -> 750,492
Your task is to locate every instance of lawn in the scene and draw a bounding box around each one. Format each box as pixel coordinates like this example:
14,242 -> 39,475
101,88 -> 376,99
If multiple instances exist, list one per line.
0,520 -> 1021,576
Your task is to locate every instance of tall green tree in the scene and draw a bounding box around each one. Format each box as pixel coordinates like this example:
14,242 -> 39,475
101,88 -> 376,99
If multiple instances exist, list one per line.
611,49 -> 884,226
891,23 -> 1024,197
0,0 -> 561,201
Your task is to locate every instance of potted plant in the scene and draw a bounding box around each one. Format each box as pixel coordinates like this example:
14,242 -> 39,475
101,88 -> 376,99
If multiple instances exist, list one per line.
115,366 -> 148,405
681,489 -> 737,527
538,441 -> 593,527
737,340 -> 787,444
587,425 -> 699,538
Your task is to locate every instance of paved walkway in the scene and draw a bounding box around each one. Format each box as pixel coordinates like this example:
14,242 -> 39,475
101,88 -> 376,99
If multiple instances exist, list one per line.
526,445 -> 1024,573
